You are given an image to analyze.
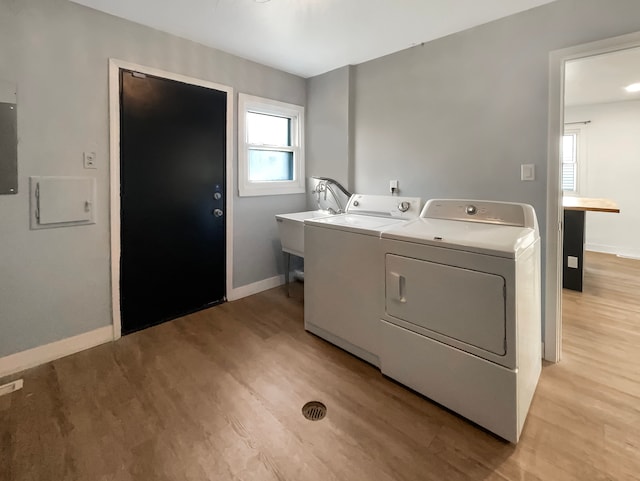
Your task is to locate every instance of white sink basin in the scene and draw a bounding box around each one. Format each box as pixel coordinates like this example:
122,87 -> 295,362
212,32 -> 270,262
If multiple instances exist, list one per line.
275,210 -> 334,257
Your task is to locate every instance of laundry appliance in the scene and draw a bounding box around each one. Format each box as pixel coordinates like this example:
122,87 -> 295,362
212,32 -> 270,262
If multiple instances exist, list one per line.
304,194 -> 421,366
378,199 -> 541,443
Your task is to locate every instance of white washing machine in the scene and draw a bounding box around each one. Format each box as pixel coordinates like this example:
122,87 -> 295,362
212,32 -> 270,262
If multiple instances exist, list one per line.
379,199 -> 541,443
304,194 -> 422,366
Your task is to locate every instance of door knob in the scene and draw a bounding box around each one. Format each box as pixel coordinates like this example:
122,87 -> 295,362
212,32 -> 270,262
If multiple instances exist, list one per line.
212,208 -> 223,217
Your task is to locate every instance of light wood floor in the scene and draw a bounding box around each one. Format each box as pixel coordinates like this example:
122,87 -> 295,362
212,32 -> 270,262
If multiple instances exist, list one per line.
1,251 -> 639,480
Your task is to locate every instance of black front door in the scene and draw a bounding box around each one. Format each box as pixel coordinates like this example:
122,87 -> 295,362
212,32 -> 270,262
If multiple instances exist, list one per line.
120,70 -> 226,334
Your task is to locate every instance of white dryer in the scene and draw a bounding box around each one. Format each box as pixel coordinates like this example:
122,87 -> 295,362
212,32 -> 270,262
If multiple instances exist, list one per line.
304,194 -> 421,366
379,199 -> 541,443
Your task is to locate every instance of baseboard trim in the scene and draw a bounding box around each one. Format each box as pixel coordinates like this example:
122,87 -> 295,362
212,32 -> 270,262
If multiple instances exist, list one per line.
0,326 -> 114,379
227,275 -> 284,301
585,244 -> 640,260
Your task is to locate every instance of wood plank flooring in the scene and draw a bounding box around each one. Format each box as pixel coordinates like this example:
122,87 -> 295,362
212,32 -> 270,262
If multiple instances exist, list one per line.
1,251 -> 639,480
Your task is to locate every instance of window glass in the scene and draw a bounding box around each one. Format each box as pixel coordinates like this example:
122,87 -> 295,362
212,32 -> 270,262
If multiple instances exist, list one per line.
248,150 -> 294,181
562,133 -> 578,192
562,134 -> 576,162
247,112 -> 291,146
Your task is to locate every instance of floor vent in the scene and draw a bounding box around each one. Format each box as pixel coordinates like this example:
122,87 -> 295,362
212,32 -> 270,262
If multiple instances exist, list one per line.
302,401 -> 327,421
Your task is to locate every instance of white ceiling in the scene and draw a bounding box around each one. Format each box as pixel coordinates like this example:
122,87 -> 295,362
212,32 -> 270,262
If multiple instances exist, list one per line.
70,0 -> 555,78
565,47 -> 640,106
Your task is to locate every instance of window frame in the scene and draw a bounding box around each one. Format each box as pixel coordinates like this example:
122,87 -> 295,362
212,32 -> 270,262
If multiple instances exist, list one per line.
562,126 -> 586,195
238,93 -> 305,197
561,130 -> 578,193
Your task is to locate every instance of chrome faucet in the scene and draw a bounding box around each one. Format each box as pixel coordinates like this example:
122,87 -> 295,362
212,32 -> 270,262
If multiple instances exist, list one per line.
312,177 -> 350,214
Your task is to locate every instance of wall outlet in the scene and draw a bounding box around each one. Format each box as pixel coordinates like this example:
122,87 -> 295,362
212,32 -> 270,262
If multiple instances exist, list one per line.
83,151 -> 97,169
390,179 -> 399,193
0,379 -> 23,397
567,256 -> 579,269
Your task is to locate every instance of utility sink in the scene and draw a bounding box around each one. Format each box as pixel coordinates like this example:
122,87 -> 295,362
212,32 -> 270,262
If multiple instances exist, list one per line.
275,210 -> 334,258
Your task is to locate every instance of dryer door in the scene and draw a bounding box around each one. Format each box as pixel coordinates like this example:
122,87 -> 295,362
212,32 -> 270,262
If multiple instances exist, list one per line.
385,254 -> 506,356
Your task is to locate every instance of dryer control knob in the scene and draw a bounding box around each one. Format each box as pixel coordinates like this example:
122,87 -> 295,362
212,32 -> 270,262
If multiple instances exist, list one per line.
398,201 -> 410,212
465,205 -> 477,215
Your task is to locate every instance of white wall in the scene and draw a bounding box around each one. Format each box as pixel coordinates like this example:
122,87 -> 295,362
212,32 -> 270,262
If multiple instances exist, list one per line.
0,0 -> 306,358
565,101 -> 640,259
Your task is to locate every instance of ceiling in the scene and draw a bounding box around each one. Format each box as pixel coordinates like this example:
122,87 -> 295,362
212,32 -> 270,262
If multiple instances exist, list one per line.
70,0 -> 555,78
565,47 -> 640,106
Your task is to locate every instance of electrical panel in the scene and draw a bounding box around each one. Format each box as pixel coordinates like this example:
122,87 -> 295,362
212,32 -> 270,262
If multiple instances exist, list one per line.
0,80 -> 17,195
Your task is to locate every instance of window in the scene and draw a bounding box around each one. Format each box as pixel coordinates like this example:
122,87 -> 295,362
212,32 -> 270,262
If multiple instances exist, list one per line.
562,131 -> 578,192
238,94 -> 305,196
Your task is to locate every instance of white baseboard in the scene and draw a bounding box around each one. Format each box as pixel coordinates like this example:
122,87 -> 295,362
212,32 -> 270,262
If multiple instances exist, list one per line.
0,275 -> 285,378
227,275 -> 285,301
0,325 -> 114,379
585,243 -> 640,260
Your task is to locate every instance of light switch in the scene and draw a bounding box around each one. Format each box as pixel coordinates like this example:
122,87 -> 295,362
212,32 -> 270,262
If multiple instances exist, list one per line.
521,164 -> 535,181
567,256 -> 578,269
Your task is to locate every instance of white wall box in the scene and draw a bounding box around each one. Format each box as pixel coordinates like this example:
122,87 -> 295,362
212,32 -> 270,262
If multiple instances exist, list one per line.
29,176 -> 96,229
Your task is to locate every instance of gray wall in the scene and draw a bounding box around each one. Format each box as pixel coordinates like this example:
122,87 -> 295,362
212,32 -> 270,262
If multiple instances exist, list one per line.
0,0 -> 306,357
352,0 -> 640,203
306,0 -> 640,329
305,65 -> 353,196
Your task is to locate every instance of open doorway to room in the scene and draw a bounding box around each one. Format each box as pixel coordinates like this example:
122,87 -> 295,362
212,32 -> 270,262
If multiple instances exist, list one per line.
560,47 -> 640,365
557,47 -> 640,372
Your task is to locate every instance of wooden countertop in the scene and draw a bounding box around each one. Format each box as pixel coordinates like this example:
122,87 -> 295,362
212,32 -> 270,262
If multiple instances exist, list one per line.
563,196 -> 620,213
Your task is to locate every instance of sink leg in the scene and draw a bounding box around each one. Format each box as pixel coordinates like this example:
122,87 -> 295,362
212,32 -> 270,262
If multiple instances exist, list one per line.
283,251 -> 291,297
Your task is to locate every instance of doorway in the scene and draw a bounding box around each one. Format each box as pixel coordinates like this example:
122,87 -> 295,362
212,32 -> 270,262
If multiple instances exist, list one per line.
545,31 -> 640,362
108,60 -> 234,338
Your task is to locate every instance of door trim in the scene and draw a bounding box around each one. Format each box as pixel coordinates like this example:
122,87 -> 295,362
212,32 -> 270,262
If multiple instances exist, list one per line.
545,30 -> 640,362
108,58 -> 234,340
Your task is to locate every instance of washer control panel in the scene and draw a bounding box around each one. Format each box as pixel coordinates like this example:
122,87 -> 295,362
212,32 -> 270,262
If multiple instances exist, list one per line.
422,199 -> 532,227
346,194 -> 422,218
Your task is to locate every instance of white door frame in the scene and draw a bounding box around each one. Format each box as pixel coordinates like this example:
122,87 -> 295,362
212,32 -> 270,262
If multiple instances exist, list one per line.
544,31 -> 640,362
108,59 -> 234,340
